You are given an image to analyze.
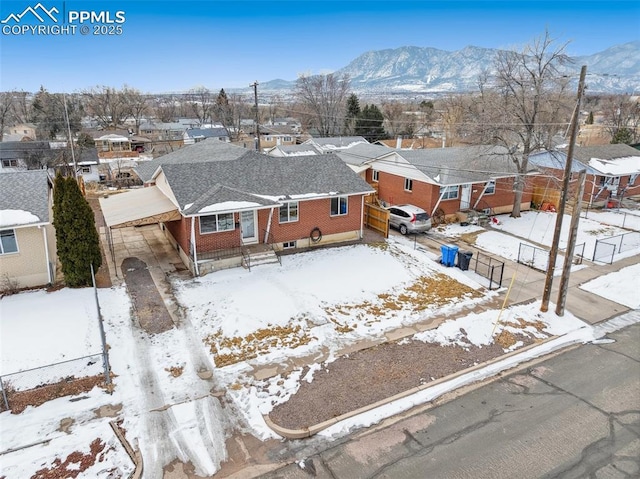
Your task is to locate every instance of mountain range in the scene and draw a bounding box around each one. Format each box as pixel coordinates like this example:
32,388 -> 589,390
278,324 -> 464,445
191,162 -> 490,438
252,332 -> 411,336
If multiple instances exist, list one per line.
258,42 -> 640,96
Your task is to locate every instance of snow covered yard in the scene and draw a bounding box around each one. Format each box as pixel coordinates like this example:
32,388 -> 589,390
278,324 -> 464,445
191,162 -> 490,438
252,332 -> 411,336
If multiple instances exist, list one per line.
1,222 -> 637,477
438,210 -> 640,266
173,242 -> 493,374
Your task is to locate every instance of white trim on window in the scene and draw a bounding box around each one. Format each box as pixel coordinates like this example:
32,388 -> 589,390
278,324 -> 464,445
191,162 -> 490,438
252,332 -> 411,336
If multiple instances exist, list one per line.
199,213 -> 235,234
404,178 -> 413,191
330,196 -> 348,216
372,169 -> 379,182
279,201 -> 299,223
0,229 -> 18,254
485,180 -> 496,195
440,185 -> 459,200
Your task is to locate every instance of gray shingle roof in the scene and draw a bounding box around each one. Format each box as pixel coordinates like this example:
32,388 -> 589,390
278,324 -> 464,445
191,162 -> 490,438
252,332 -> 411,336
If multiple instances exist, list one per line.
336,143 -> 394,166
306,136 -> 369,148
568,145 -> 640,162
161,151 -> 374,215
529,151 -> 590,173
396,145 -> 530,185
0,170 -> 50,226
135,140 -> 249,182
0,141 -> 54,161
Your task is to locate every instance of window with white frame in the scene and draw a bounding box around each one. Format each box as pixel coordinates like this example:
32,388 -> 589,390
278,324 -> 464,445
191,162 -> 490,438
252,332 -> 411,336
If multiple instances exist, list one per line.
484,180 -> 496,195
330,196 -> 348,216
2,159 -> 18,168
0,229 -> 18,254
282,241 -> 296,249
372,169 -> 379,182
440,185 -> 459,200
404,178 -> 413,191
199,213 -> 235,233
279,201 -> 299,223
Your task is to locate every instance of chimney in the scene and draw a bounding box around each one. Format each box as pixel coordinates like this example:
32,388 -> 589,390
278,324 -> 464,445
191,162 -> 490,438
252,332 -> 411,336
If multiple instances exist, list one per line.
396,136 -> 402,149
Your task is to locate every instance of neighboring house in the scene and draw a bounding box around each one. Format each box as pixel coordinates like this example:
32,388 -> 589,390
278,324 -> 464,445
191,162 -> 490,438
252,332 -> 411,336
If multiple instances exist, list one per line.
265,144 -> 321,157
258,125 -> 301,149
139,122 -> 187,141
94,134 -> 132,153
346,144 -> 536,217
0,141 -> 56,171
103,140 -> 374,276
183,128 -> 229,145
302,136 -> 369,153
7,123 -> 37,140
0,170 -> 56,290
530,144 -> 640,207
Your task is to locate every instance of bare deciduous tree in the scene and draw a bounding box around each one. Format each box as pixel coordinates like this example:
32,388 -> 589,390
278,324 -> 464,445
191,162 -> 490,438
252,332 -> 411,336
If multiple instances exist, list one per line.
123,86 -> 149,135
82,86 -> 129,129
600,94 -> 640,144
187,87 -> 213,126
295,73 -> 350,137
0,92 -> 13,142
477,31 -> 572,217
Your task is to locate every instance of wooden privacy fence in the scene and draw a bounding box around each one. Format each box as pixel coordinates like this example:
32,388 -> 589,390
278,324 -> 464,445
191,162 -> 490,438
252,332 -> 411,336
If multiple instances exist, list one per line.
364,203 -> 389,238
532,186 -> 561,210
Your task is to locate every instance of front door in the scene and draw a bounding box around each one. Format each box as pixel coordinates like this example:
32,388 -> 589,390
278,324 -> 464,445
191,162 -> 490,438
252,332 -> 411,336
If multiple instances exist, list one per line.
240,210 -> 258,244
460,184 -> 472,210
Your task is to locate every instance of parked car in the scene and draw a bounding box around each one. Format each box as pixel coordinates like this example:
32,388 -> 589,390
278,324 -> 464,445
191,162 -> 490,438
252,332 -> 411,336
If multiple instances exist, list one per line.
387,204 -> 432,234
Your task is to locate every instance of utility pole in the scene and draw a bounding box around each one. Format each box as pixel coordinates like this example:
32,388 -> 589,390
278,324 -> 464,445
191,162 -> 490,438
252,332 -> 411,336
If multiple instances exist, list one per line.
540,65 -> 587,312
556,169 -> 587,316
250,81 -> 260,152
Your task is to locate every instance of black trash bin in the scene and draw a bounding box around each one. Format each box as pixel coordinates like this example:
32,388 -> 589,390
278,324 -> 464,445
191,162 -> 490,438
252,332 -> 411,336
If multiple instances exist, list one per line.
457,251 -> 473,271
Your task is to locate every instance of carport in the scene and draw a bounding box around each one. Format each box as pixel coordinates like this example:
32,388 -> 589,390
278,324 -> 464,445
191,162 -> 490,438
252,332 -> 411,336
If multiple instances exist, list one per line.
98,186 -> 182,276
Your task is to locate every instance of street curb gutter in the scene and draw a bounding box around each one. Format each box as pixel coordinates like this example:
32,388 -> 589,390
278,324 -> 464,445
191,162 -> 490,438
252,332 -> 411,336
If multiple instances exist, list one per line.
109,419 -> 143,479
264,335 -> 558,439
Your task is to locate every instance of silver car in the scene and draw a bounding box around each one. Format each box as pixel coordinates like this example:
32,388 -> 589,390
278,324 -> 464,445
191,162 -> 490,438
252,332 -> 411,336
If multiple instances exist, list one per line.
388,204 -> 432,234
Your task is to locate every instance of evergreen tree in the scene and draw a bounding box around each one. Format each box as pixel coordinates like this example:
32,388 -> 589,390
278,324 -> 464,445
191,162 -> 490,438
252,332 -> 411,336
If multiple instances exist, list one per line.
356,104 -> 386,142
586,111 -> 594,125
611,127 -> 633,145
344,93 -> 361,135
53,175 -> 102,287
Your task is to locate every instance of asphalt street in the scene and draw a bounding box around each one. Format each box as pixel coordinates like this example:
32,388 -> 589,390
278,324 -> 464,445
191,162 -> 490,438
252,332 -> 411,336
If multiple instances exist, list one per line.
260,319 -> 640,479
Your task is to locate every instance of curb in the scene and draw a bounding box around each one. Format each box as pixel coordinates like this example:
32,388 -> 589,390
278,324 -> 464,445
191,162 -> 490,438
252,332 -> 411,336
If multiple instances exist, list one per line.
109,419 -> 143,479
265,335 -> 557,439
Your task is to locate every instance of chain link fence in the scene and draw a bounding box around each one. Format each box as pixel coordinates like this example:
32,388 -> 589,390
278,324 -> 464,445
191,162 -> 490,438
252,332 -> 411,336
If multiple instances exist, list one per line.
0,353 -> 106,412
593,231 -> 640,264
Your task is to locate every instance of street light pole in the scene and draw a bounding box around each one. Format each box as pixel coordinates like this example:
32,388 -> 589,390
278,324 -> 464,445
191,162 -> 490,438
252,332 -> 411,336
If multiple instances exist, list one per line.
540,65 -> 587,312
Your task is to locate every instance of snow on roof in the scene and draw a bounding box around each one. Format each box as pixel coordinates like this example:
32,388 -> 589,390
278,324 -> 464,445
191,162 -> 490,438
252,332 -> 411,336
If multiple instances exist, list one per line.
0,209 -> 41,227
588,156 -> 640,176
198,201 -> 263,214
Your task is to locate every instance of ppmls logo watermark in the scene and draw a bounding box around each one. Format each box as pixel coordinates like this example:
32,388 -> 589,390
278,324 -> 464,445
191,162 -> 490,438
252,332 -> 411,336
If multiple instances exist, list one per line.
1,2 -> 126,37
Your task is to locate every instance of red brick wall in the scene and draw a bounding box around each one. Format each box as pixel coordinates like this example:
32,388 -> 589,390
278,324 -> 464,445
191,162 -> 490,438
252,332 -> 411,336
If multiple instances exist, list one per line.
165,217 -> 191,252
268,196 -> 363,243
370,170 -> 531,215
168,195 -> 365,254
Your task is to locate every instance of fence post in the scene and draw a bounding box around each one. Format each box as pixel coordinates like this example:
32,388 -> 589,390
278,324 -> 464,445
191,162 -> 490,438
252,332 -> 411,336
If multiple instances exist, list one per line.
91,264 -> 111,387
0,376 -> 9,411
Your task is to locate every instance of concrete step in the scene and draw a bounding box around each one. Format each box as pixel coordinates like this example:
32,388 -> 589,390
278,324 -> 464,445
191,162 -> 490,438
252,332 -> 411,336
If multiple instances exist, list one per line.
245,250 -> 280,268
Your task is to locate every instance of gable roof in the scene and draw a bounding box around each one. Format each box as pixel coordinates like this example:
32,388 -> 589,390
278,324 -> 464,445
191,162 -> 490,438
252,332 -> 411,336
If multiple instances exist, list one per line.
0,141 -> 53,161
135,139 -> 249,183
184,128 -> 228,139
395,145 -> 529,185
336,143 -> 394,167
266,144 -> 321,156
0,170 -> 50,227
305,136 -> 369,149
160,151 -> 374,215
530,145 -> 640,177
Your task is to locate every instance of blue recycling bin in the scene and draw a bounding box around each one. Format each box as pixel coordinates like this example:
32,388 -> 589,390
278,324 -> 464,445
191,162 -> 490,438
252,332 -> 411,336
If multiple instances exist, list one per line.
440,244 -> 459,267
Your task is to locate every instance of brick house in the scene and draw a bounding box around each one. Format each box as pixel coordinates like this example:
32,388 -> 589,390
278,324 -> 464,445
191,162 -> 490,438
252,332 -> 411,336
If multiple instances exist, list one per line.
102,140 -> 373,276
530,144 -> 640,207
0,170 -> 56,290
339,144 -> 536,218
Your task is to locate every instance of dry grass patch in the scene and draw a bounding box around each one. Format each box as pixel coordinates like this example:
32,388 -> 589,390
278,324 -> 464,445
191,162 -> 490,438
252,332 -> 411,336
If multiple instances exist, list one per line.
165,365 -> 184,378
459,230 -> 484,245
203,325 -> 314,367
324,274 -> 482,329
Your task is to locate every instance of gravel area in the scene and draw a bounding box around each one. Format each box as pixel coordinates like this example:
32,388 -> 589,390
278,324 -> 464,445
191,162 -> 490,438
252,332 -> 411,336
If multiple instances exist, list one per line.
269,334 -> 536,430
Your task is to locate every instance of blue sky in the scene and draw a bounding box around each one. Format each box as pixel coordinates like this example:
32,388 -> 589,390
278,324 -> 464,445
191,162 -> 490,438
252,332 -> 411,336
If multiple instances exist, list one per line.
1,0 -> 638,93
